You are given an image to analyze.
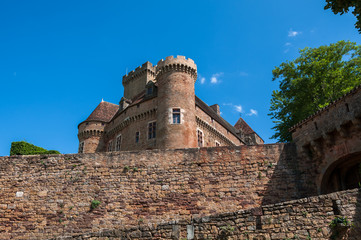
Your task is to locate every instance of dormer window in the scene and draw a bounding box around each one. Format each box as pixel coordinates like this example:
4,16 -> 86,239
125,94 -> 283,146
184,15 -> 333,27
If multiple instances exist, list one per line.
145,82 -> 156,97
147,86 -> 153,95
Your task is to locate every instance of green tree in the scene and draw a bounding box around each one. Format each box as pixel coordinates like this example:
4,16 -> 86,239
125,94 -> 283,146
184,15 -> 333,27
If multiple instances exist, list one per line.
10,141 -> 60,156
325,0 -> 361,33
269,41 -> 361,142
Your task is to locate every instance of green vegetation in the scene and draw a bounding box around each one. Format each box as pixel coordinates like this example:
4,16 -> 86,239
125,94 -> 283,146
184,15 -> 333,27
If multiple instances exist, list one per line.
90,200 -> 101,210
325,0 -> 361,33
269,41 -> 361,142
123,165 -> 130,173
329,216 -> 351,228
10,141 -> 60,156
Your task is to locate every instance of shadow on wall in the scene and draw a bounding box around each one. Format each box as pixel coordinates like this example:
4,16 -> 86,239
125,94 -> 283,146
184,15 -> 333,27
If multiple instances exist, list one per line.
321,153 -> 361,239
333,189 -> 361,240
261,143 -> 317,206
321,152 -> 361,194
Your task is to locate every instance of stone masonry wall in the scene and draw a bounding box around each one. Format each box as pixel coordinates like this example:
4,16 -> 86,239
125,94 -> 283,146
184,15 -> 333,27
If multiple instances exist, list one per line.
51,188 -> 361,240
0,144 -> 311,239
195,107 -> 242,147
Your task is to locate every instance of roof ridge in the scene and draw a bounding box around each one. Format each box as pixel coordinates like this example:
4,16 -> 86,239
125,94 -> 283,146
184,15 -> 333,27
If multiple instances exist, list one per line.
100,100 -> 118,106
195,96 -> 245,144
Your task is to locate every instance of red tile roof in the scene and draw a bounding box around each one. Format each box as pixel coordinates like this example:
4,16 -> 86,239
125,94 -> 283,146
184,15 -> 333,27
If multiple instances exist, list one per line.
85,101 -> 119,123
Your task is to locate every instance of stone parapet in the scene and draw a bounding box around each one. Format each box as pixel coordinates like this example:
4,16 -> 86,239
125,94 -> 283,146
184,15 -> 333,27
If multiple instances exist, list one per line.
122,61 -> 156,86
156,55 -> 197,81
291,84 -> 361,148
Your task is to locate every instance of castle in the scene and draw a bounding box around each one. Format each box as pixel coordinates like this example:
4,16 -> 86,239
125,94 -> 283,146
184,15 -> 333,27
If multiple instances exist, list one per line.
77,56 -> 263,153
1,57 -> 361,239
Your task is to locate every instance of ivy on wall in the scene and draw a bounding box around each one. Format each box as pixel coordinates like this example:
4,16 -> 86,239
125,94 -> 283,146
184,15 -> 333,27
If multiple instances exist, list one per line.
10,141 -> 60,156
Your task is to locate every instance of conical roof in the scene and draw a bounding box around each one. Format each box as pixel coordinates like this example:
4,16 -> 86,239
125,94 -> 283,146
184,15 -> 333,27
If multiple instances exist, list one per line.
85,101 -> 119,122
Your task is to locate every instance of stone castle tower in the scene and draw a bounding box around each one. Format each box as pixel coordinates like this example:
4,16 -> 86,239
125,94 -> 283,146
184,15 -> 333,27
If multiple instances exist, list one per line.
156,56 -> 198,149
78,56 -> 263,153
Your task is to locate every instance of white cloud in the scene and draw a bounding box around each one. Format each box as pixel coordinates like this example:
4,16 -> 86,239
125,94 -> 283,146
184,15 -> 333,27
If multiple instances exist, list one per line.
288,29 -> 301,37
246,109 -> 258,116
234,105 -> 243,113
211,72 -> 223,84
284,42 -> 292,53
200,76 -> 205,84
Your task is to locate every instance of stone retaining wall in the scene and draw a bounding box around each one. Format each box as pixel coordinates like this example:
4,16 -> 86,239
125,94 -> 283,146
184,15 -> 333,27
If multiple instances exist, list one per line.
49,188 -> 361,240
0,144 -> 311,239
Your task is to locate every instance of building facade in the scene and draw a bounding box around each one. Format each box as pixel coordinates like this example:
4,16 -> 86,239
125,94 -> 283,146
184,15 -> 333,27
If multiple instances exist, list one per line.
78,56 -> 263,153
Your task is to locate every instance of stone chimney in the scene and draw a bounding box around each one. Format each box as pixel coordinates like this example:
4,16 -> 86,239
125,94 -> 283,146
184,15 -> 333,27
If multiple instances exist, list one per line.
210,104 -> 220,115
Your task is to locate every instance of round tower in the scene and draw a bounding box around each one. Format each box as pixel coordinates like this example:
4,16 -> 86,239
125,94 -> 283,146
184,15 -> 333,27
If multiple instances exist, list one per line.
156,55 -> 198,149
77,100 -> 119,153
77,121 -> 106,153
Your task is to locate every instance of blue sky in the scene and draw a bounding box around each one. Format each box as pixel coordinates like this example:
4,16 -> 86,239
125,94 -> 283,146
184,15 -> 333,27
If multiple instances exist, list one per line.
0,0 -> 360,156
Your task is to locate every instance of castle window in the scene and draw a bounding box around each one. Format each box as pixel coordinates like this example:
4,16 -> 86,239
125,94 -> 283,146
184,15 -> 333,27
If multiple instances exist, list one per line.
78,142 -> 84,153
172,108 -> 181,124
148,121 -> 156,139
107,140 -> 113,152
215,141 -> 220,147
135,131 -> 140,143
115,135 -> 121,151
147,86 -> 153,95
197,129 -> 203,147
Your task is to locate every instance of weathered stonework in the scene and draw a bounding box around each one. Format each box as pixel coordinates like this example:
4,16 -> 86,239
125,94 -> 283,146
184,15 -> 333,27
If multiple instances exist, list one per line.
46,189 -> 361,240
0,144 -> 310,239
290,84 -> 361,195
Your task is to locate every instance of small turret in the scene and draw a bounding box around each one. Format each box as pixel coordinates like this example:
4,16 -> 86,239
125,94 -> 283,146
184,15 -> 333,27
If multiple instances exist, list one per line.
77,101 -> 118,153
156,55 -> 198,149
122,61 -> 156,100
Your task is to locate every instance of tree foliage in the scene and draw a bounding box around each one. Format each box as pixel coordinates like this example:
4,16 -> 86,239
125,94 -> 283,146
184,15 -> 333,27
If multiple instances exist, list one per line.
269,41 -> 361,142
325,0 -> 361,33
10,141 -> 60,156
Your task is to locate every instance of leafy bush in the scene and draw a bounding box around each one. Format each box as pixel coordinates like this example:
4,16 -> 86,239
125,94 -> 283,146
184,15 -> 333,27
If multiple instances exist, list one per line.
90,200 -> 101,210
330,216 -> 352,228
10,141 -> 60,156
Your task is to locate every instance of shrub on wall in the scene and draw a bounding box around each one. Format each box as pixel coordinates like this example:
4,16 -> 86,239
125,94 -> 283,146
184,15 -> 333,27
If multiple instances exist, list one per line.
10,141 -> 60,156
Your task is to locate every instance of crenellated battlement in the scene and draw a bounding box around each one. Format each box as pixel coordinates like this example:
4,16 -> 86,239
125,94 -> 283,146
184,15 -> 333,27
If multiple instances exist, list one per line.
122,61 -> 156,85
156,55 -> 197,80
